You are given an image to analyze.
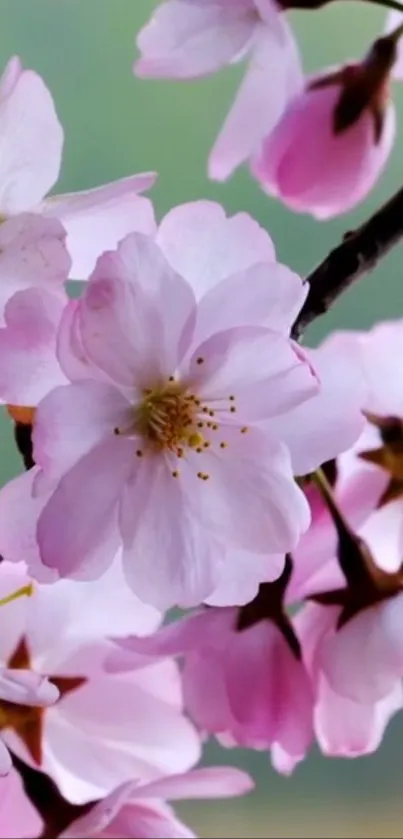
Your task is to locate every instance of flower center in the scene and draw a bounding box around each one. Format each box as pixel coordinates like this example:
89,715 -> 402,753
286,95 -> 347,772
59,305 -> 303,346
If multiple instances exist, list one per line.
115,371 -> 247,480
136,381 -> 203,453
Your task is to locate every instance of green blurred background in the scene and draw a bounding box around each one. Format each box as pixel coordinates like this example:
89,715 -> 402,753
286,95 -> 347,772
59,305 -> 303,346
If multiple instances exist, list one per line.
2,1 -> 403,835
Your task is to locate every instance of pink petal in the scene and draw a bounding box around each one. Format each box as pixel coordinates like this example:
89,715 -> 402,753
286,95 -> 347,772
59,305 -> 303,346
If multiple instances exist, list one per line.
209,20 -> 303,180
135,0 -> 256,79
185,427 -> 310,553
36,436 -> 131,578
41,174 -> 157,280
78,233 -> 196,386
0,288 -> 66,405
0,769 -> 43,836
206,550 -> 285,607
135,767 -> 254,800
385,11 -> 403,79
63,793 -> 194,839
121,457 -> 224,609
266,332 -> 367,476
156,201 -> 275,299
185,326 -> 318,421
0,56 -> 23,99
192,261 -> 307,346
43,658 -> 200,803
0,61 -> 62,213
315,677 -> 403,758
0,469 -> 56,582
0,668 -> 59,706
321,596 -> 403,703
57,298 -> 103,383
33,379 -> 131,480
357,319 -> 403,416
0,214 -> 70,323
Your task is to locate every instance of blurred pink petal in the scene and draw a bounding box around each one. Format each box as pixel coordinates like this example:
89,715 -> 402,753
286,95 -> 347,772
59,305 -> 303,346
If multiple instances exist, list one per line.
0,563 -> 200,805
0,288 -> 67,406
135,0 -> 257,79
0,769 -> 42,837
209,20 -> 303,180
41,175 -> 157,280
135,2 -> 301,178
0,214 -> 70,324
0,57 -> 62,213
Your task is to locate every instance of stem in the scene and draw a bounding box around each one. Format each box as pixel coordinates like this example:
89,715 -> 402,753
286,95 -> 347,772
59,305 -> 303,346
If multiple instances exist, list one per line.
292,186 -> 403,339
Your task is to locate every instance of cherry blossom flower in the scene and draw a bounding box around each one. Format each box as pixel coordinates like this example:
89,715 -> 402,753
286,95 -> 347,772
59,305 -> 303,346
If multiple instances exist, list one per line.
294,602 -> 403,760
27,225 -> 320,608
252,34 -> 397,217
0,55 -> 156,280
110,560 -> 314,772
62,768 -> 253,839
0,562 -> 199,804
134,1 -> 303,180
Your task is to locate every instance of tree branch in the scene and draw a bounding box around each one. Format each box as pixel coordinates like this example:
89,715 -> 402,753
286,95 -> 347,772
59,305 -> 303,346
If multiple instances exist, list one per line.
292,186 -> 403,340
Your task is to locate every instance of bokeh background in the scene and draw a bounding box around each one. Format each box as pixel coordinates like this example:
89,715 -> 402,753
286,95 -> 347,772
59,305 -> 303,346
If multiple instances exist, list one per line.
1,1 -> 403,835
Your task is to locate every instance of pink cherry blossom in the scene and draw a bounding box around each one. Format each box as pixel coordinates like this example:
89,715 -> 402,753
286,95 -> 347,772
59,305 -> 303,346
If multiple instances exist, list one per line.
0,562 -> 199,804
110,604 -> 314,770
134,1 -> 303,180
0,769 -> 43,838
62,767 -> 253,839
296,603 -> 403,759
252,59 -> 396,218
0,56 -> 156,280
27,227 -> 320,609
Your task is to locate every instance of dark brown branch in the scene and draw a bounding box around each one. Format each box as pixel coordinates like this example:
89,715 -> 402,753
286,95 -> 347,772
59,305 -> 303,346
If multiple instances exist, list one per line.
292,186 -> 403,340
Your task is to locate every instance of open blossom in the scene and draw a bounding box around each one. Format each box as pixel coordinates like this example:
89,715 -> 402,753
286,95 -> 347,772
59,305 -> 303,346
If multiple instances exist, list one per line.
134,1 -> 303,180
0,562 -> 199,804
252,34 -> 397,218
26,225 -> 319,609
0,55 -> 156,280
62,768 -> 253,839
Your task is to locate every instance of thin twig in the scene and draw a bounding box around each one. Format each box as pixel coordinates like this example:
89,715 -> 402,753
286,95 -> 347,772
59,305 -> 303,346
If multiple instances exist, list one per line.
292,186 -> 403,339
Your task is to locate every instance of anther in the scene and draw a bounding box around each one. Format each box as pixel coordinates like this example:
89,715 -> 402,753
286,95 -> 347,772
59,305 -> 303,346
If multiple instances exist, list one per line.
196,447 -> 203,453
230,407 -> 236,413
114,427 -> 120,436
202,474 -> 210,481
197,421 -> 204,429
241,426 -> 248,434
211,423 -> 218,431
136,449 -> 143,457
171,470 -> 180,478
168,375 -> 175,382
177,447 -> 184,458
203,441 -> 210,448
220,442 -> 227,449
209,411 -> 215,417
229,395 -> 235,401
196,357 -> 204,365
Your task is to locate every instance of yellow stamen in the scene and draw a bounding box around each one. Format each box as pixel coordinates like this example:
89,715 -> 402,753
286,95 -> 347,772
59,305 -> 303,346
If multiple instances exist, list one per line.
0,584 -> 33,608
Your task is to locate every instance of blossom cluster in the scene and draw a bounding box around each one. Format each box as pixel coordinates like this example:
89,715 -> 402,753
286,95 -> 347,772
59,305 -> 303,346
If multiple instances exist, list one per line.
0,1 -> 403,835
